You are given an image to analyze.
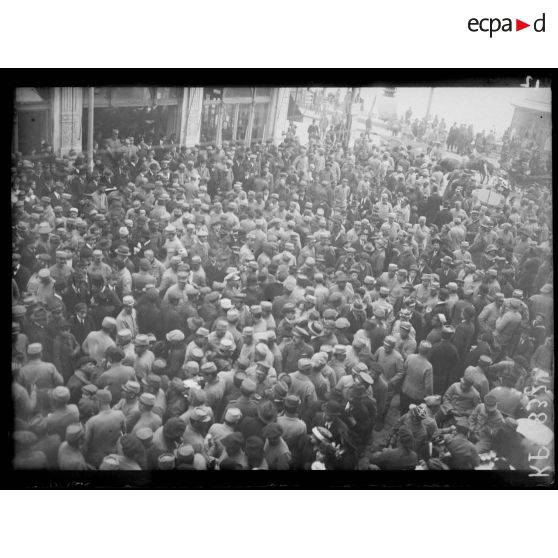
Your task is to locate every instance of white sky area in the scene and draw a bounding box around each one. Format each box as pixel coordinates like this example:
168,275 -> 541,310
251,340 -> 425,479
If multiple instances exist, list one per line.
327,87 -> 550,137
381,88 -> 532,136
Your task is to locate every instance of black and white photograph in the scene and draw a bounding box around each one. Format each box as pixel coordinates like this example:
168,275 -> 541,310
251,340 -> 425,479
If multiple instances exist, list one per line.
9,81 -> 553,483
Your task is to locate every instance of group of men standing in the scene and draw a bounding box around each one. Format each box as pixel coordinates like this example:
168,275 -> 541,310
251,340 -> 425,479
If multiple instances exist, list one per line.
11,101 -> 553,471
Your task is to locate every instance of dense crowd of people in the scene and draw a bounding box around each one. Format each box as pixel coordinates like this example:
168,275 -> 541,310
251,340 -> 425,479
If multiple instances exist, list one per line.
11,103 -> 554,471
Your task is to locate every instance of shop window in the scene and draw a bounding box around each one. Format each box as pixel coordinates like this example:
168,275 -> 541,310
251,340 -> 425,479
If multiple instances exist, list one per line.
224,87 -> 253,100
17,110 -> 48,155
221,104 -> 235,142
156,87 -> 179,102
83,87 -> 110,107
252,102 -> 268,142
204,88 -> 223,101
16,87 -> 50,104
255,88 -> 272,99
200,103 -> 220,144
237,105 -> 251,141
110,87 -> 154,107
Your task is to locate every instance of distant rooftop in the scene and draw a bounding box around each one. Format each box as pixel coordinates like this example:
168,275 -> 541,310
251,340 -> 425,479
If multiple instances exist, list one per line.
512,88 -> 551,113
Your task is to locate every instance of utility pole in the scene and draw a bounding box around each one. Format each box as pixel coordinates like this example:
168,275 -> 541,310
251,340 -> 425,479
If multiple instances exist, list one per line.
87,87 -> 94,173
345,87 -> 357,147
425,87 -> 434,121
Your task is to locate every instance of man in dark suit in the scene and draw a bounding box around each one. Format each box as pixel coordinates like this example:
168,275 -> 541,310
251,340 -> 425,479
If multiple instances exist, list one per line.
429,326 -> 460,395
435,256 -> 458,288
428,238 -> 445,271
63,272 -> 90,315
18,235 -> 39,272
415,254 -> 432,285
70,303 -> 96,346
13,254 -> 32,294
90,278 -> 122,328
309,400 -> 349,446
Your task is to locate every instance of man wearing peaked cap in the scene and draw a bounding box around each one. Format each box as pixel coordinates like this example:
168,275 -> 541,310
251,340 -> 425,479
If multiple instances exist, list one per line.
58,423 -> 87,470
82,389 -> 126,468
99,455 -> 121,470
287,357 -> 317,418
82,317 -> 117,365
400,338 -> 434,414
206,407 -> 243,459
180,406 -> 212,454
221,374 -> 255,417
469,393 -> 505,453
130,392 -> 162,436
282,324 -> 314,375
9,88 -> 553,470
135,426 -> 154,447
157,453 -> 176,470
18,342 -> 64,415
166,329 -> 185,343
112,380 -> 141,426
276,394 -> 307,455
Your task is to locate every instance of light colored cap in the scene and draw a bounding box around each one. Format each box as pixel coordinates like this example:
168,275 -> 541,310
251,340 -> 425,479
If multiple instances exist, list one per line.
27,343 -> 43,355
224,408 -> 243,423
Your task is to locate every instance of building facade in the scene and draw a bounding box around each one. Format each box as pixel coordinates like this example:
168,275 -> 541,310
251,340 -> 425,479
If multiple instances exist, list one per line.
13,87 -> 292,156
510,89 -> 551,152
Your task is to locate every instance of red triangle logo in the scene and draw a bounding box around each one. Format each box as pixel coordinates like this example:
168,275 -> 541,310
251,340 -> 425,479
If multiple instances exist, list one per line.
516,19 -> 530,31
